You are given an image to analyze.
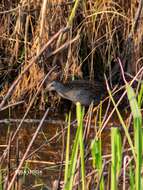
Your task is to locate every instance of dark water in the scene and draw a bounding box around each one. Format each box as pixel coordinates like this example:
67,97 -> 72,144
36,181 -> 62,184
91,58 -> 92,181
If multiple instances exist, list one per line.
0,109 -> 117,189
0,109 -> 77,189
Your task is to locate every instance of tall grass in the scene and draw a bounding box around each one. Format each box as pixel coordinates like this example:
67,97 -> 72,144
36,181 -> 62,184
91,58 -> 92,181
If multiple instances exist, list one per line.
64,102 -> 85,190
64,112 -> 71,183
107,75 -> 143,190
91,138 -> 104,190
126,84 -> 142,190
111,127 -> 122,190
0,0 -> 143,189
63,80 -> 142,189
106,80 -> 136,159
129,161 -> 135,190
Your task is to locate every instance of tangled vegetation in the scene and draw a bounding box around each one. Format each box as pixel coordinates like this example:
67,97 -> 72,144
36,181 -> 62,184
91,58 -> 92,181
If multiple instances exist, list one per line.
0,0 -> 142,189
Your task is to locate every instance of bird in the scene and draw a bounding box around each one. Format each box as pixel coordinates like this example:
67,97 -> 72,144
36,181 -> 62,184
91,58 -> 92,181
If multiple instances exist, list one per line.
46,80 -> 106,106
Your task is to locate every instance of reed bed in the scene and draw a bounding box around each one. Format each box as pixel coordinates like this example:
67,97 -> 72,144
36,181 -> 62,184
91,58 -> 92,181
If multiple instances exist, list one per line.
63,85 -> 142,189
0,0 -> 142,189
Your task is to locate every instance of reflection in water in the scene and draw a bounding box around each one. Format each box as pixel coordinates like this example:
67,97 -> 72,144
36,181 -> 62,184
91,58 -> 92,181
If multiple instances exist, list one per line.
0,110 -> 114,189
0,121 -> 63,188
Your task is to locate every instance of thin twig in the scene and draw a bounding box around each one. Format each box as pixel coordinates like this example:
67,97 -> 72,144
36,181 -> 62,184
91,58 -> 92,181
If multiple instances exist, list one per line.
10,66 -> 57,142
0,101 -> 24,111
0,66 -> 57,164
99,66 -> 143,135
117,57 -> 127,84
131,0 -> 143,36
0,27 -> 69,111
7,108 -> 49,190
0,118 -> 64,125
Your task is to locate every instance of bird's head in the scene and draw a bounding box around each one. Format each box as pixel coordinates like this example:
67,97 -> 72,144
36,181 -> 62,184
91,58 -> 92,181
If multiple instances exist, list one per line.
45,81 -> 63,92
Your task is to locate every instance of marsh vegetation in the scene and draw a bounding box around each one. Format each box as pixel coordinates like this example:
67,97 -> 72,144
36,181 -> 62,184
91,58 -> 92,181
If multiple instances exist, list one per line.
0,0 -> 143,189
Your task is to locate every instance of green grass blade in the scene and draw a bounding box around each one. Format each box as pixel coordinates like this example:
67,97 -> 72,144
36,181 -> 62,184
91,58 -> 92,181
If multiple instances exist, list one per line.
68,0 -> 80,26
111,128 -> 122,190
64,102 -> 85,190
64,112 -> 71,183
126,84 -> 142,190
111,128 -> 117,190
64,128 -> 79,189
137,83 -> 143,108
91,138 -> 104,190
129,161 -> 135,190
107,84 -> 136,160
77,102 -> 86,190
116,129 -> 122,177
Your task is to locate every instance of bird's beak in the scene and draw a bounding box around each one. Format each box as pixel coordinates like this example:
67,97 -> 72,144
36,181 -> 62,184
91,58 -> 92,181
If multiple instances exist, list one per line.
45,83 -> 54,92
